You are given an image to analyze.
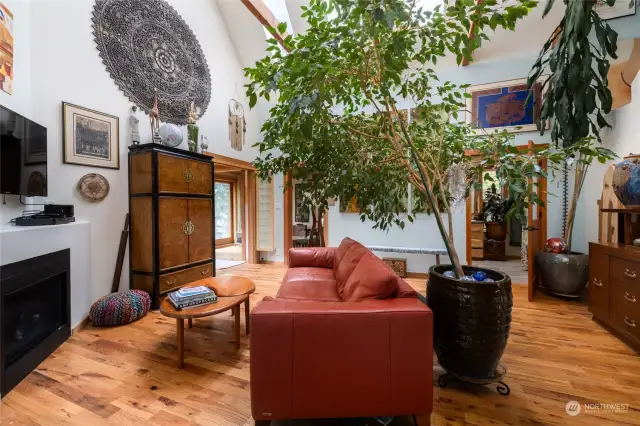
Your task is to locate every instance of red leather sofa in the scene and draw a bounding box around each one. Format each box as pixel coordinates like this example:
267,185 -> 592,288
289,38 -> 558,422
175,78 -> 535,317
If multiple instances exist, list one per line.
250,238 -> 433,423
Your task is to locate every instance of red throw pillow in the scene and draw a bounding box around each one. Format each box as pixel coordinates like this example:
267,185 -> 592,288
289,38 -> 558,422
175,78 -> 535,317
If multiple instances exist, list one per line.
334,239 -> 369,297
341,252 -> 399,302
333,237 -> 358,272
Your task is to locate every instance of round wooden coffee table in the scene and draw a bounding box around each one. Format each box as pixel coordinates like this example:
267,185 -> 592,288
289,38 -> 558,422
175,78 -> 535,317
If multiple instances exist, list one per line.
160,275 -> 256,368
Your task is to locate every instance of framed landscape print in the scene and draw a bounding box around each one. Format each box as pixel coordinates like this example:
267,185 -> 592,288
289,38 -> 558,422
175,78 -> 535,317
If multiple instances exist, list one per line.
63,102 -> 119,169
595,0 -> 636,20
465,78 -> 547,134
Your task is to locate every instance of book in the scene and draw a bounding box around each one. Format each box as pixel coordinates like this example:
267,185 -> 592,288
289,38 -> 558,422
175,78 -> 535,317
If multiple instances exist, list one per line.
177,286 -> 210,297
168,294 -> 217,310
170,288 -> 215,303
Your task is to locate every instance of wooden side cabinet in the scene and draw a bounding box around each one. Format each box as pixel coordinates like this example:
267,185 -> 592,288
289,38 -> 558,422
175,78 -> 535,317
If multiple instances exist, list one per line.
129,144 -> 215,308
589,242 -> 640,352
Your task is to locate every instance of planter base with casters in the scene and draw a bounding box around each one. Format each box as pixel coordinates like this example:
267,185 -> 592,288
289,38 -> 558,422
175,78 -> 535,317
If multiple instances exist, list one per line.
437,365 -> 510,396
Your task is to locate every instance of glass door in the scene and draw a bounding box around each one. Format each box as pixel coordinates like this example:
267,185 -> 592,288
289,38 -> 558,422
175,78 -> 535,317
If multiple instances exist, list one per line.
214,181 -> 235,246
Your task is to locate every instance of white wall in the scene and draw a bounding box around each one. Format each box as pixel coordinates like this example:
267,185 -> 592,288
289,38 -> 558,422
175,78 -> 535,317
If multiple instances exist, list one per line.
1,0 -> 260,305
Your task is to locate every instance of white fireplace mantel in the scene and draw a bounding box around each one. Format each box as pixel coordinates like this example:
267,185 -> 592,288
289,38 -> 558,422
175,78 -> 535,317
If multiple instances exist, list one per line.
0,221 -> 92,328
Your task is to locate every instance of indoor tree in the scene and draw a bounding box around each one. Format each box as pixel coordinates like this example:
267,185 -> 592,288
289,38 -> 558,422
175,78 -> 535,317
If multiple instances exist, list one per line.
247,0 -> 541,278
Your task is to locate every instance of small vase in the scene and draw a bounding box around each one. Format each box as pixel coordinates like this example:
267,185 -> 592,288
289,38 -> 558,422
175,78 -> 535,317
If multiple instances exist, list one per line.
187,124 -> 199,153
612,154 -> 640,206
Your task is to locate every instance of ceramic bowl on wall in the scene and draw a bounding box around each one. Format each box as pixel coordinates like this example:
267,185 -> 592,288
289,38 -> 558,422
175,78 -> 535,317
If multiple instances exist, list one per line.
612,154 -> 640,206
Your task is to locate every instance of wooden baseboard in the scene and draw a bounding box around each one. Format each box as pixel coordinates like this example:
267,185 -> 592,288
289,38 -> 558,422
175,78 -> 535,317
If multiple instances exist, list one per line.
72,316 -> 90,335
406,272 -> 428,279
259,260 -> 285,265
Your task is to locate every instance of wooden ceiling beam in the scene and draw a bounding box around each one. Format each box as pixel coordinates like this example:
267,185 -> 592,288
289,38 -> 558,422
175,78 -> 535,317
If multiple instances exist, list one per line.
241,0 -> 291,51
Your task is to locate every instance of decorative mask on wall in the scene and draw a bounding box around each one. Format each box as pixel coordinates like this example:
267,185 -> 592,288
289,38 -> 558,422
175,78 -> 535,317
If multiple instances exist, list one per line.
92,0 -> 211,125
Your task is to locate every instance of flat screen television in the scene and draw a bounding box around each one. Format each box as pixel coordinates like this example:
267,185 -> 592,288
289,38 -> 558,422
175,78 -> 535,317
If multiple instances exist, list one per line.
0,105 -> 47,197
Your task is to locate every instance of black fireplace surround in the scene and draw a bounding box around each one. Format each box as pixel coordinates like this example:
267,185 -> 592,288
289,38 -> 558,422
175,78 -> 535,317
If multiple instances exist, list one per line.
0,249 -> 71,397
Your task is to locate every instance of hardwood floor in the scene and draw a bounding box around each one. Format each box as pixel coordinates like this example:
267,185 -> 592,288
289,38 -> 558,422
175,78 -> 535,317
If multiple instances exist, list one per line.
2,263 -> 640,426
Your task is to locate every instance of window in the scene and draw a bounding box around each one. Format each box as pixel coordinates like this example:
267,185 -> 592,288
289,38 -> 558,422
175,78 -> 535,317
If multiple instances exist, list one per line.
215,181 -> 235,246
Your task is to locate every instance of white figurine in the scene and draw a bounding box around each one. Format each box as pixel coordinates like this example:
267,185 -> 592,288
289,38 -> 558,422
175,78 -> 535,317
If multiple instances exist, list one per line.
129,106 -> 140,145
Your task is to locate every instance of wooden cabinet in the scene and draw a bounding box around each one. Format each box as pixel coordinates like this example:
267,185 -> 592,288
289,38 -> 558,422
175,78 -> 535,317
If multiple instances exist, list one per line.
589,242 -> 640,352
129,144 -> 215,308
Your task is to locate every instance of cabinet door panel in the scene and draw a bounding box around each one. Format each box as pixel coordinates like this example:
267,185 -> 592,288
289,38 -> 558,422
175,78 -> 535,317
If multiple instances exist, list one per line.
159,198 -> 189,270
188,198 -> 213,263
189,160 -> 212,195
589,244 -> 610,321
158,153 -> 190,194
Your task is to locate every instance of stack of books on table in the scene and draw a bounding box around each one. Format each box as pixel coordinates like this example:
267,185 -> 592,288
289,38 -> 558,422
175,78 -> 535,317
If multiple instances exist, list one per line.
168,286 -> 217,310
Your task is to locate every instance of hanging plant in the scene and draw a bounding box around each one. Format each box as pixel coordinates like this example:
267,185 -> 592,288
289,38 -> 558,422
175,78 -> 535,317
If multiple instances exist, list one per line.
528,0 -> 620,147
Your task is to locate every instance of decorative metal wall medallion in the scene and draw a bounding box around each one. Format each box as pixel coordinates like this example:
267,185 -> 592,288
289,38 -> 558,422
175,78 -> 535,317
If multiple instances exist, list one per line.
77,173 -> 110,202
92,0 -> 211,124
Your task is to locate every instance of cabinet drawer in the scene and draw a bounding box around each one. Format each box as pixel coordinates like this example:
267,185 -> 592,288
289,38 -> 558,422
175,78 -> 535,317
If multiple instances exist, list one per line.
611,257 -> 640,288
159,263 -> 213,294
589,244 -> 609,321
610,300 -> 640,344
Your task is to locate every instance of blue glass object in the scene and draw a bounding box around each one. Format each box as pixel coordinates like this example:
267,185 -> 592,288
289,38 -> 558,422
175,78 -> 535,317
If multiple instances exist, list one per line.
472,271 -> 488,281
613,155 -> 640,206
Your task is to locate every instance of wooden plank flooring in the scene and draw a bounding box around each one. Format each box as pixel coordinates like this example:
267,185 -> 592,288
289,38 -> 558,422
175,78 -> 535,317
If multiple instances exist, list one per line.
2,263 -> 640,425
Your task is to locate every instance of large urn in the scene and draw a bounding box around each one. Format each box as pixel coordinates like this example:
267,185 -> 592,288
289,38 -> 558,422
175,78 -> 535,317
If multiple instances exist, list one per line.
427,265 -> 512,380
612,154 -> 640,206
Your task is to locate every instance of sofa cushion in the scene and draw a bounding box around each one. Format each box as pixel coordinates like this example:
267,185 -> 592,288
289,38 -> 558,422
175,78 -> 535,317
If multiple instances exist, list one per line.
335,239 -> 370,297
289,247 -> 335,269
333,237 -> 359,271
277,267 -> 341,301
341,252 -> 399,302
396,278 -> 418,298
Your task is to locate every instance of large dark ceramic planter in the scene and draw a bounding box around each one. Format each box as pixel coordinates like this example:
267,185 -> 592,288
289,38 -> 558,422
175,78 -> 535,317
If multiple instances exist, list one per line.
534,252 -> 589,297
426,265 -> 512,380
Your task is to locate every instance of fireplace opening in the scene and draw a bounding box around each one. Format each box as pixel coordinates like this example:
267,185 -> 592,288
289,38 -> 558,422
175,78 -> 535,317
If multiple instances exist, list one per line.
1,249 -> 70,397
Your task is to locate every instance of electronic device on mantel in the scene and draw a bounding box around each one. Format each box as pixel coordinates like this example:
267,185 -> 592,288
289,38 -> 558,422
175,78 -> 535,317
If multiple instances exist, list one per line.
0,105 -> 48,197
14,205 -> 75,227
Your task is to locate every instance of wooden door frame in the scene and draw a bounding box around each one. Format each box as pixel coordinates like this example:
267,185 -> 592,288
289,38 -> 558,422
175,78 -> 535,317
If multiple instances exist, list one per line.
206,152 -> 258,263
464,142 -> 548,270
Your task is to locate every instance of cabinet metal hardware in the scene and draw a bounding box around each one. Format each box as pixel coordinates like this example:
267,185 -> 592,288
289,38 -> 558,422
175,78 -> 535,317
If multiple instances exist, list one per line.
183,220 -> 195,236
624,317 -> 636,328
166,278 -> 177,286
624,269 -> 637,279
183,169 -> 194,183
201,268 -> 210,275
593,278 -> 603,287
625,292 -> 637,303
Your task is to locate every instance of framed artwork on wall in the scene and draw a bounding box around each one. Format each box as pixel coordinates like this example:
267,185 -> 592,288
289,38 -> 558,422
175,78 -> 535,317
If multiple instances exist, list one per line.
294,184 -> 310,223
62,102 -> 119,169
595,0 -> 636,20
0,2 -> 14,95
465,78 -> 548,134
339,195 -> 360,213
